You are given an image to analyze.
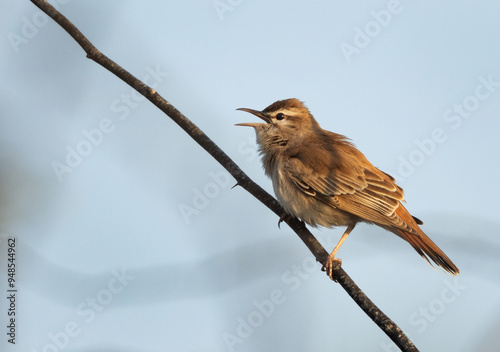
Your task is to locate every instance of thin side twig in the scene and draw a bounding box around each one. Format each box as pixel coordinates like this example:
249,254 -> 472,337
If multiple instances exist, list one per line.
29,1 -> 418,351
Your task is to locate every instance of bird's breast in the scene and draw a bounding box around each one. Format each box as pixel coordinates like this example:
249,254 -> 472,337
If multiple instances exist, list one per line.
270,163 -> 354,228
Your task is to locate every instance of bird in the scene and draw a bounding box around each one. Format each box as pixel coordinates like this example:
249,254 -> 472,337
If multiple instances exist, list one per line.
236,98 -> 459,280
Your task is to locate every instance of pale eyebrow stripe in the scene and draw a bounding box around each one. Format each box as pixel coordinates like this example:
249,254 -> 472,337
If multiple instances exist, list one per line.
273,108 -> 299,116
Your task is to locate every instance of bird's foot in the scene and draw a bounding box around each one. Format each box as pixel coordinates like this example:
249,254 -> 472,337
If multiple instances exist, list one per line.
321,255 -> 342,281
278,213 -> 293,229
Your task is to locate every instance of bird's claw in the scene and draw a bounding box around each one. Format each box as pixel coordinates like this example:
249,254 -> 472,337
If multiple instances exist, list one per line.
322,256 -> 342,282
278,214 -> 290,229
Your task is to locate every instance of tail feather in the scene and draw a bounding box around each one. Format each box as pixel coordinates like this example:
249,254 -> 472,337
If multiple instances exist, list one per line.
397,228 -> 459,276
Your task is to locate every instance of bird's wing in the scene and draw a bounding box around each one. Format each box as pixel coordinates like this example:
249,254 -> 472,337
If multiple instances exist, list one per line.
284,139 -> 418,233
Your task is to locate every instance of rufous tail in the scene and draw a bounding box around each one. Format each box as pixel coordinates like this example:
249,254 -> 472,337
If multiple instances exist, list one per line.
397,229 -> 459,276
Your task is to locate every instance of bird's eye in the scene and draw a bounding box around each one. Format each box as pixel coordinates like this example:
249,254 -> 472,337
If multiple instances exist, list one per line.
276,113 -> 285,121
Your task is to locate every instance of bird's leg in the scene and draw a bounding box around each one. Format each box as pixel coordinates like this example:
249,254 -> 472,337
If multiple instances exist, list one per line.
322,224 -> 356,281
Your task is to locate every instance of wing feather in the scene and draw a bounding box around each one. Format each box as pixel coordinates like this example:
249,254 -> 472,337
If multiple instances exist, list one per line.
283,132 -> 414,233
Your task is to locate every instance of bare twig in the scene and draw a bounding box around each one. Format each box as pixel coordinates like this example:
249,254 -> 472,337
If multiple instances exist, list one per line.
29,1 -> 418,351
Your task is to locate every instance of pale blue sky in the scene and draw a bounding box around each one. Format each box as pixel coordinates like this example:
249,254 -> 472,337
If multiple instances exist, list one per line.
1,1 -> 500,351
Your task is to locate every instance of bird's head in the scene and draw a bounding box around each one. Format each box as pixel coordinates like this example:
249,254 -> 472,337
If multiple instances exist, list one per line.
236,98 -> 320,150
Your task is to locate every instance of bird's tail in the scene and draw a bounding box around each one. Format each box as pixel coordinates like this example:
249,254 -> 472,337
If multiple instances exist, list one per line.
396,228 -> 460,276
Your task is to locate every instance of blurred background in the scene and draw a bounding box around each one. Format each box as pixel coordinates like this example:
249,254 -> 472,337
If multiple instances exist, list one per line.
1,1 -> 500,351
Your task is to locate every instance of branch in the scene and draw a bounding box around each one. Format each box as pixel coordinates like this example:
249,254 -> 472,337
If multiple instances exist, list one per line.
30,1 -> 418,351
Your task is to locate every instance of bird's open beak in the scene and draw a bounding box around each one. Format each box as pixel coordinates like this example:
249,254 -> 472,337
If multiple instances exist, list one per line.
235,108 -> 271,127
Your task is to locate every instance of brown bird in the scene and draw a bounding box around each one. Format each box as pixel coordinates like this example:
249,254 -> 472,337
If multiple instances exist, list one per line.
236,98 -> 459,279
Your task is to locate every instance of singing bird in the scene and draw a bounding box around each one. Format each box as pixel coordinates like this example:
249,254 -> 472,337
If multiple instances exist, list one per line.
236,98 -> 459,279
